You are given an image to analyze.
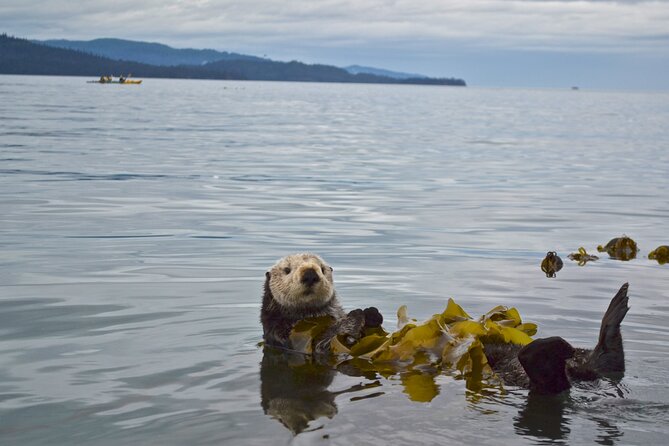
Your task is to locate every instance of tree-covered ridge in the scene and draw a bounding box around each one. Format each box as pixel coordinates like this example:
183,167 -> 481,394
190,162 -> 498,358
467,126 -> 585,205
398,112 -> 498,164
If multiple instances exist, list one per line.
38,38 -> 265,66
1,34 -> 466,86
0,34 -> 227,79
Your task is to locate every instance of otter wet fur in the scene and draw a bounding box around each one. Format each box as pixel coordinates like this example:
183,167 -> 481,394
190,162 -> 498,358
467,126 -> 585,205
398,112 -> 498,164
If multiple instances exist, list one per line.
485,282 -> 630,394
261,253 -> 382,354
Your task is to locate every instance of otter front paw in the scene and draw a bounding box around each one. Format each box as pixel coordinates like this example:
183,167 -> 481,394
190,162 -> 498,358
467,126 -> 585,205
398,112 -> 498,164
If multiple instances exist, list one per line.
338,309 -> 365,346
363,307 -> 383,328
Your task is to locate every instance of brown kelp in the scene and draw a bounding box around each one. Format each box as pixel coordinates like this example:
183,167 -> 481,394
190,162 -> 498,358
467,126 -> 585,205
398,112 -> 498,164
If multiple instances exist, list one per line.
648,245 -> 669,265
568,247 -> 599,266
289,299 -> 537,395
597,235 -> 638,261
541,251 -> 564,277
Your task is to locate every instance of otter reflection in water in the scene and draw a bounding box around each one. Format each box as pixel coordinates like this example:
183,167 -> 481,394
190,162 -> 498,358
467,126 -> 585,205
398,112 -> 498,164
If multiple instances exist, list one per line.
515,393 -> 572,441
260,347 -> 381,434
514,383 -> 625,444
260,347 -> 337,434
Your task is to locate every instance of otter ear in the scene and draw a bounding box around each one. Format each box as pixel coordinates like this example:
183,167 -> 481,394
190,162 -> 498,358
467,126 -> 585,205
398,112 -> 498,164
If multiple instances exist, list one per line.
265,271 -> 270,279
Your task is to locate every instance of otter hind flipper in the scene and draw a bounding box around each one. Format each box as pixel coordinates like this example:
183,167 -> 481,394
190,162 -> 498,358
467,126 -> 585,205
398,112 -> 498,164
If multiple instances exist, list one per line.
588,283 -> 630,374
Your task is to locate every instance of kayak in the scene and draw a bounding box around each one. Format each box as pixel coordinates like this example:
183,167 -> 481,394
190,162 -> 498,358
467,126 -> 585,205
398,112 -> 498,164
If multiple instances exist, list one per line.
87,80 -> 143,84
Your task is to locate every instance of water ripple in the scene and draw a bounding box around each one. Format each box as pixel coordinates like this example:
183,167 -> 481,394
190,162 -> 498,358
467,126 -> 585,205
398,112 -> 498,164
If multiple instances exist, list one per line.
1,76 -> 668,445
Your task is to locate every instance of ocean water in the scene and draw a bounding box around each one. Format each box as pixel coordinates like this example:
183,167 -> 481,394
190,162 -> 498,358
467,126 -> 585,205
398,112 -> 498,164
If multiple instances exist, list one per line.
1,74 -> 668,445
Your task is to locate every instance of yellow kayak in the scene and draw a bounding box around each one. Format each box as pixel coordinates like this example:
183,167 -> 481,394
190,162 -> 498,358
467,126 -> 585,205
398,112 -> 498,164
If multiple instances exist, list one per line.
87,79 -> 143,84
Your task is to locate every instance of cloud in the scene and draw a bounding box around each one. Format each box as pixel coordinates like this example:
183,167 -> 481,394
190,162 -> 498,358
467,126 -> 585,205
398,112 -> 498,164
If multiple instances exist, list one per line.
2,0 -> 668,55
2,0 -> 668,88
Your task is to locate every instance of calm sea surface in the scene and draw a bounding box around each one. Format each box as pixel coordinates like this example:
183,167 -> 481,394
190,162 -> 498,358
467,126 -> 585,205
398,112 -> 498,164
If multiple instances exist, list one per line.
1,75 -> 668,445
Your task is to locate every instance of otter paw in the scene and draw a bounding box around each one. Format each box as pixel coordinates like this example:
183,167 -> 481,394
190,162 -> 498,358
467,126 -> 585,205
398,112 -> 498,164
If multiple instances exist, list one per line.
363,307 -> 383,328
344,309 -> 365,331
338,309 -> 365,345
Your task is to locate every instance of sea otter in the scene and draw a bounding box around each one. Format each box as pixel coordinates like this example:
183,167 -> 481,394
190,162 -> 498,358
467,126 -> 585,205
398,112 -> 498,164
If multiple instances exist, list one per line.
261,253 -> 382,353
262,254 -> 630,394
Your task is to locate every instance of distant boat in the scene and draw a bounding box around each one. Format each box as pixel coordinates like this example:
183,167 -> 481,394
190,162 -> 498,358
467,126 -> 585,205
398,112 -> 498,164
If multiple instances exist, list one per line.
571,86 -> 579,90
87,80 -> 142,84
87,75 -> 142,84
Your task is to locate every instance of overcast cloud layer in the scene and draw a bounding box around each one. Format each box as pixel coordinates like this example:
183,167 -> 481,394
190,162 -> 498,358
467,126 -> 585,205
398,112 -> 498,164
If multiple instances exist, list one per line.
2,0 -> 668,89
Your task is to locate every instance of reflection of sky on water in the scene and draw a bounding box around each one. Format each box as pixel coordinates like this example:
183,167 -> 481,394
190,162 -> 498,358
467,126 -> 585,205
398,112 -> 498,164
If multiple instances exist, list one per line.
0,76 -> 668,444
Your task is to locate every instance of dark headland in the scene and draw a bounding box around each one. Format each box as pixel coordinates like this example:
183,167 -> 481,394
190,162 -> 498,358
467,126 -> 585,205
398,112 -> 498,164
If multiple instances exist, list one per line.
0,34 -> 466,86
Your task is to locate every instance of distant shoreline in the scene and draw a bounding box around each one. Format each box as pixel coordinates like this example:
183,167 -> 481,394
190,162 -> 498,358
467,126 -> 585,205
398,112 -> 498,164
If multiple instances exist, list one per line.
0,73 -> 467,89
0,34 -> 466,87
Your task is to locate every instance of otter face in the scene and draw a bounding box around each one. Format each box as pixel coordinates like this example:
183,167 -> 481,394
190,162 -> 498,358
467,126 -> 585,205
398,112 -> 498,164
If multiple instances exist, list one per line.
266,253 -> 335,309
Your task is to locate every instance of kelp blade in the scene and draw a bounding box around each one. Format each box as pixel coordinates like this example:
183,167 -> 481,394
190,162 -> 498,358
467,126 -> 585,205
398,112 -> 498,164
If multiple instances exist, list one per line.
288,298 -> 537,396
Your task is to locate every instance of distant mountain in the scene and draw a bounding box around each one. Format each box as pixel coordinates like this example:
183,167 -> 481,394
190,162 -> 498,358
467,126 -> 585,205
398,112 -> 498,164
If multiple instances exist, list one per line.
1,34 -> 466,86
37,38 -> 265,66
199,58 -> 465,85
0,34 -> 235,79
344,65 -> 427,80
200,59 -> 429,84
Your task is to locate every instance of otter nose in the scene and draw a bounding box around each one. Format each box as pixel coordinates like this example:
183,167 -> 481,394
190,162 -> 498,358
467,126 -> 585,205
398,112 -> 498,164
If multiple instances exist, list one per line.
300,268 -> 320,286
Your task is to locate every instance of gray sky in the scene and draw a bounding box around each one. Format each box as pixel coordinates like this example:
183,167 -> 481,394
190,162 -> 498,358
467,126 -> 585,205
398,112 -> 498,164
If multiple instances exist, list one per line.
2,0 -> 668,89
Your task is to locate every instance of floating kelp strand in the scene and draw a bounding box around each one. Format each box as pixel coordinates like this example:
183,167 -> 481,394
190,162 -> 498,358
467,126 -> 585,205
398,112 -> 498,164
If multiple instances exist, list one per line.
648,245 -> 669,265
568,247 -> 599,266
289,298 -> 537,392
597,235 -> 638,261
541,251 -> 563,278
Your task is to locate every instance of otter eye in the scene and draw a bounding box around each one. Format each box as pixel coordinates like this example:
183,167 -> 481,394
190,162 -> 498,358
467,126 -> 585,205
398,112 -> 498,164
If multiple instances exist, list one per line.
283,267 -> 291,274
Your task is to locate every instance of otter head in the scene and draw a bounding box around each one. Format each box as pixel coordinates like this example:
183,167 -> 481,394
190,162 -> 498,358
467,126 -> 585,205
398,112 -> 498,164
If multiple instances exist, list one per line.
265,253 -> 335,310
